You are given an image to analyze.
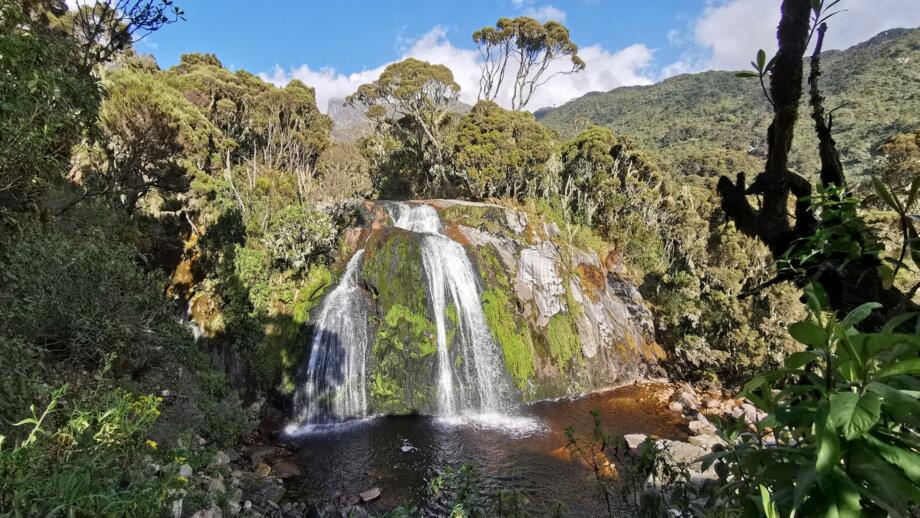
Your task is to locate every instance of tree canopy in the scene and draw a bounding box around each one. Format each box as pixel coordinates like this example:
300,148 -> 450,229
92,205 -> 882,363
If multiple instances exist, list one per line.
473,16 -> 584,110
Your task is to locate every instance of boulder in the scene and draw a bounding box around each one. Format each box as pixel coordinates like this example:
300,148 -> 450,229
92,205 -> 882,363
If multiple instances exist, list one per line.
271,460 -> 302,479
360,487 -> 381,502
624,433 -> 648,450
668,401 -> 684,413
191,505 -> 222,518
247,445 -> 276,466
689,419 -> 717,436
211,450 -> 230,467
179,464 -> 193,478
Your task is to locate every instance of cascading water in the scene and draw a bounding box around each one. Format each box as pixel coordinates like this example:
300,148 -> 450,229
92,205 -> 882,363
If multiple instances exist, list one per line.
388,202 -> 514,417
294,250 -> 370,424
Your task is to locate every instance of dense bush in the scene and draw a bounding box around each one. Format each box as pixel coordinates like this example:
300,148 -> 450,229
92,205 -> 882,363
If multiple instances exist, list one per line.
262,205 -> 336,273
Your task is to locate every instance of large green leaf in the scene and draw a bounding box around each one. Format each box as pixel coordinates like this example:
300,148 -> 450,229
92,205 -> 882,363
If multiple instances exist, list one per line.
788,321 -> 827,348
829,392 -> 881,440
866,381 -> 920,428
877,358 -> 920,379
849,443 -> 920,517
822,468 -> 863,518
864,434 -> 920,484
840,302 -> 882,329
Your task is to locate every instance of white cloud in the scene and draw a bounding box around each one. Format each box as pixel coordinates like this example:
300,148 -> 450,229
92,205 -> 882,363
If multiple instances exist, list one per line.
665,0 -> 920,73
262,26 -> 654,112
522,5 -> 567,23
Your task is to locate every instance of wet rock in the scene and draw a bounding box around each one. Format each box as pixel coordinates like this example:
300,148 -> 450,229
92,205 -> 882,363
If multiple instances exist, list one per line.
360,487 -> 381,502
270,460 -> 302,479
247,445 -> 276,466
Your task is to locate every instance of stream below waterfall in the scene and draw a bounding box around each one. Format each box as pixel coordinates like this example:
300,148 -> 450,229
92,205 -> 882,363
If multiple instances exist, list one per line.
280,383 -> 687,516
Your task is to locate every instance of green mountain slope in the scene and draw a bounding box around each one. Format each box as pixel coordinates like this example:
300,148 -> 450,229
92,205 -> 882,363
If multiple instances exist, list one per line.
539,28 -> 920,180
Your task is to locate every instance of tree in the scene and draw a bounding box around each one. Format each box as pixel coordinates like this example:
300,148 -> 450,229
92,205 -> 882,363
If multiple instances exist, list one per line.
449,100 -> 554,199
559,126 -> 617,225
716,0 -> 913,325
473,16 -> 584,110
91,68 -> 220,213
66,0 -> 184,72
348,58 -> 460,193
315,143 -> 373,201
0,1 -> 100,231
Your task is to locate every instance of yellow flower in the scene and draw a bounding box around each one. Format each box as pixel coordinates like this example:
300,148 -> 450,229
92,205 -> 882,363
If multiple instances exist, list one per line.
146,439 -> 158,450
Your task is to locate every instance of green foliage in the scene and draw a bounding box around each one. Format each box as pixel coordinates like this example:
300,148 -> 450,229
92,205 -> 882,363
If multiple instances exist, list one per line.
696,284 -> 920,517
349,58 -> 462,196
0,2 -> 100,230
545,313 -> 580,369
540,28 -> 920,182
0,387 -> 183,517
481,289 -> 535,390
262,205 -> 336,273
0,206 -> 188,373
450,100 -> 555,199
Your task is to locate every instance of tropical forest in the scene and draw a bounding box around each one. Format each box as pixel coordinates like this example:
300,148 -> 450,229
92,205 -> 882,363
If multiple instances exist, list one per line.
1,0 -> 919,516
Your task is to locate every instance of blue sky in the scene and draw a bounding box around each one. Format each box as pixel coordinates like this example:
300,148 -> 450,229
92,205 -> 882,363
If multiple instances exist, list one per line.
138,0 -> 920,111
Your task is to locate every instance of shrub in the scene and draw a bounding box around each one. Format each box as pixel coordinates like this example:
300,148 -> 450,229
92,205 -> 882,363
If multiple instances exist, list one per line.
262,205 -> 336,273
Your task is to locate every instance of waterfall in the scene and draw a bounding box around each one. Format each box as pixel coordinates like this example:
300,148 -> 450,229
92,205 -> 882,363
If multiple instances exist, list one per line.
389,202 -> 514,416
294,250 -> 370,424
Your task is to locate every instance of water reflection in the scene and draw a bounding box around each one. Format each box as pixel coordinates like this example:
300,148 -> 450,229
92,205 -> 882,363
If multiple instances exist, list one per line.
280,383 -> 687,516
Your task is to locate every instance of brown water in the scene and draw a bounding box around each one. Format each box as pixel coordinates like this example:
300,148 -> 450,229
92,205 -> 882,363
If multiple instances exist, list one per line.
279,383 -> 686,516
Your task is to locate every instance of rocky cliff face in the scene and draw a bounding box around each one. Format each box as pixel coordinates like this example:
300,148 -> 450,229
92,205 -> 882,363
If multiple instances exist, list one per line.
327,200 -> 662,413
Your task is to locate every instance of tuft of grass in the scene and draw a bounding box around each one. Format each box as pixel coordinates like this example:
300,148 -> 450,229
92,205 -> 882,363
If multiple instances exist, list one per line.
546,313 -> 581,369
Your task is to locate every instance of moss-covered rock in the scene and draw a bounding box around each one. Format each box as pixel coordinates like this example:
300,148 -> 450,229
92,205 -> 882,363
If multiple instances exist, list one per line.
361,229 -> 439,414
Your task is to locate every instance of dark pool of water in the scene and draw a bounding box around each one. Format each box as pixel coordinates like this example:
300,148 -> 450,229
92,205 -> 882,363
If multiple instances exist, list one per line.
277,383 -> 687,517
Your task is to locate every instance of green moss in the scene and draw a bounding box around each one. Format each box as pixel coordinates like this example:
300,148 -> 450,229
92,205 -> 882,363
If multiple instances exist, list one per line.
546,313 -> 581,369
370,372 -> 401,405
482,289 -> 535,390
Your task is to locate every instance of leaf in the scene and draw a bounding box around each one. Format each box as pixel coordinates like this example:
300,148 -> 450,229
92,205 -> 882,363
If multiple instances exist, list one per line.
864,434 -> 920,484
882,312 -> 918,334
760,485 -> 780,518
756,49 -> 766,71
804,282 -> 828,316
785,351 -> 820,369
867,382 -> 920,428
829,392 -> 881,440
823,469 -> 863,518
849,443 -> 920,517
872,176 -> 903,213
907,176 -> 920,209
841,302 -> 881,329
789,321 -> 827,347
876,358 -> 920,379
815,402 -> 840,474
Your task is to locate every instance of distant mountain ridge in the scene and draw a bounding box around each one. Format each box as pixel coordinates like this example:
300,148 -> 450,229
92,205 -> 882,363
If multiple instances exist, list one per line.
539,27 -> 920,180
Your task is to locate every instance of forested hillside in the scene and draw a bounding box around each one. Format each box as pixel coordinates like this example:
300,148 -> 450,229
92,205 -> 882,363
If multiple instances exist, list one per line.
539,28 -> 920,181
